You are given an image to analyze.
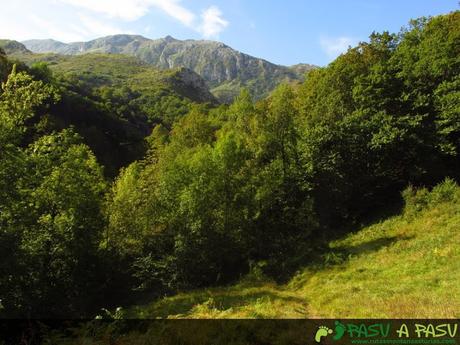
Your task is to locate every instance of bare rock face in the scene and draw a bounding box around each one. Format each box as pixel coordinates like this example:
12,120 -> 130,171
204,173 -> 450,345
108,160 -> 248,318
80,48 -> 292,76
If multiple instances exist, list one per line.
23,34 -> 317,102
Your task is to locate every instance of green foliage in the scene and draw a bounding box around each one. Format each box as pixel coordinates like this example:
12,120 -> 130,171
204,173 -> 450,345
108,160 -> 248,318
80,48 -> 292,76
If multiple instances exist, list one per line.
0,68 -> 108,317
29,61 -> 53,83
46,53 -> 211,126
106,161 -> 146,255
106,84 -> 318,292
171,105 -> 216,147
403,178 -> 459,217
7,53 -> 219,175
0,66 -> 59,147
435,75 -> 460,154
296,11 -> 460,226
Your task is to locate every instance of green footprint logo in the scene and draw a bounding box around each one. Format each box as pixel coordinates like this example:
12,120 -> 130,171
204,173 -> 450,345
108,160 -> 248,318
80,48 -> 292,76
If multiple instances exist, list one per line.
315,326 -> 333,343
333,321 -> 346,341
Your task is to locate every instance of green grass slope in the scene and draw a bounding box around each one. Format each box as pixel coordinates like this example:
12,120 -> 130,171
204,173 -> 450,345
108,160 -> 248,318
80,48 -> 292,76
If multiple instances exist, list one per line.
14,52 -> 217,106
129,180 -> 460,318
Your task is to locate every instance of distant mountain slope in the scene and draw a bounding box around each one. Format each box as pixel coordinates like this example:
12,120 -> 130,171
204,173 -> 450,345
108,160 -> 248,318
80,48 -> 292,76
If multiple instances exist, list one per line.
49,53 -> 216,105
0,39 -> 31,55
23,35 -> 316,102
7,51 -> 216,107
20,38 -> 69,54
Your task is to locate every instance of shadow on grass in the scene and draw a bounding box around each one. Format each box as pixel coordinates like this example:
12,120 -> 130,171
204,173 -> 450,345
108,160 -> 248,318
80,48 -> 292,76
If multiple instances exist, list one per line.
336,234 -> 414,256
133,287 -> 308,318
308,234 -> 415,271
276,198 -> 407,278
130,199 -> 407,317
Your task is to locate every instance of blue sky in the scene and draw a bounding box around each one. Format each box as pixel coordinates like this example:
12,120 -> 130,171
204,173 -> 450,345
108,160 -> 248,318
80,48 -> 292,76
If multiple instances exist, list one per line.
0,0 -> 457,66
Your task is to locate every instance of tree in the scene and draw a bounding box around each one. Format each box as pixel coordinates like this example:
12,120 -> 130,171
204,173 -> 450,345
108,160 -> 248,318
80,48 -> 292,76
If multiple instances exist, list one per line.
0,67 -> 107,317
0,66 -> 59,148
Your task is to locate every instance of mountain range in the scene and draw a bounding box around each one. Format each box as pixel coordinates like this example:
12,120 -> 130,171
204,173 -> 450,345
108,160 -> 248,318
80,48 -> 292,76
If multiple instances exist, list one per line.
21,35 -> 316,102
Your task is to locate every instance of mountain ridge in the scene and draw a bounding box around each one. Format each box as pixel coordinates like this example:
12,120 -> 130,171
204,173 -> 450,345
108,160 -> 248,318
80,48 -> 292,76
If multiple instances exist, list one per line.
0,39 -> 31,55
22,34 -> 317,102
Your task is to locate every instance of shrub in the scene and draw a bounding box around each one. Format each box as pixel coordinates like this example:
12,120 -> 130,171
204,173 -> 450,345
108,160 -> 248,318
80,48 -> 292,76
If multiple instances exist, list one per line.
429,178 -> 458,204
402,178 -> 458,217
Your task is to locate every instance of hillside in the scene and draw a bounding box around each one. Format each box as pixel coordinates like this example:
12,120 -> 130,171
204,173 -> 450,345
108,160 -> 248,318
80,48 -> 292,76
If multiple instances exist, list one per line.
22,35 -> 316,102
0,50 -> 217,175
7,51 -> 216,105
44,54 -> 217,174
46,53 -> 216,105
129,180 -> 460,318
0,39 -> 31,55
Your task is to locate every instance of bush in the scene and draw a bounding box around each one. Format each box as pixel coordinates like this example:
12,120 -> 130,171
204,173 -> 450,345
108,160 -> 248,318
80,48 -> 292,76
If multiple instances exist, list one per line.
402,178 -> 458,217
429,178 -> 459,204
402,185 -> 430,216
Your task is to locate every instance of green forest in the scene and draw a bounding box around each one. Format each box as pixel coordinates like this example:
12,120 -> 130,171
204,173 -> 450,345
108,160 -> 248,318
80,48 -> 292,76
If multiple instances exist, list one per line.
0,11 -> 459,319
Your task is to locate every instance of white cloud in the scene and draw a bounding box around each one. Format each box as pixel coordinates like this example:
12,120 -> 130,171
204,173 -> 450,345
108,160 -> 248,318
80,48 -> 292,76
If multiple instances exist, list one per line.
78,14 -> 128,37
57,0 -> 228,38
57,0 -> 196,26
29,14 -> 86,42
151,0 -> 195,27
58,0 -> 152,21
198,6 -> 229,39
0,17 -> 39,41
320,36 -> 359,58
0,0 -> 229,42
28,13 -> 126,42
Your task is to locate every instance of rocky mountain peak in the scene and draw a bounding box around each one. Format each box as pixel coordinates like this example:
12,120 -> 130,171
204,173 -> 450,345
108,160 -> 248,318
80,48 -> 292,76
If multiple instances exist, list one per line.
21,34 -> 317,102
